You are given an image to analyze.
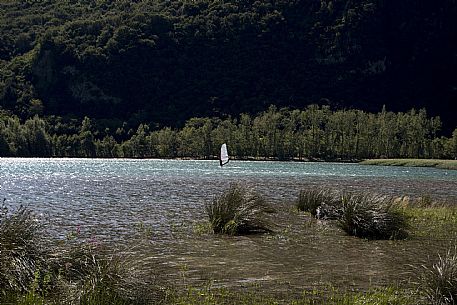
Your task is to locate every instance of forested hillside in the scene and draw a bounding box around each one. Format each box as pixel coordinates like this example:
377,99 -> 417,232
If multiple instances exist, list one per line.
0,0 -> 456,135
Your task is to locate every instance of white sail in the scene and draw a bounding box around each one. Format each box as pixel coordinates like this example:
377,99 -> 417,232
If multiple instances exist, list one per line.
220,143 -> 229,166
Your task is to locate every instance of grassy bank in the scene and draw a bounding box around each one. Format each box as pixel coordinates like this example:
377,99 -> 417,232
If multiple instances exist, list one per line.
167,285 -> 417,305
360,159 -> 457,170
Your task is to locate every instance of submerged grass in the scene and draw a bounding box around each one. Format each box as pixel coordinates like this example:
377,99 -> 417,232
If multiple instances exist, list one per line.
296,189 -> 338,219
205,183 -> 275,235
338,193 -> 409,240
296,190 -> 410,239
360,159 -> 457,170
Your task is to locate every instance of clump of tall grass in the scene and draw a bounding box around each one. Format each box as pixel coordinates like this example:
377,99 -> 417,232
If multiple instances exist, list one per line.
296,189 -> 341,220
338,193 -> 409,240
420,247 -> 457,304
205,183 -> 275,235
50,242 -> 165,305
0,205 -> 49,296
296,189 -> 331,215
0,204 -> 165,304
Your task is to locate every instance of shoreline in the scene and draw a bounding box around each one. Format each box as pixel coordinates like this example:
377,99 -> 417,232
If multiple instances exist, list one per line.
2,156 -> 456,169
359,158 -> 457,170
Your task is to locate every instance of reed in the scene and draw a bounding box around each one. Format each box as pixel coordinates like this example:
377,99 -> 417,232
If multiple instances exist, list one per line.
338,193 -> 409,240
420,247 -> 457,304
205,183 -> 275,235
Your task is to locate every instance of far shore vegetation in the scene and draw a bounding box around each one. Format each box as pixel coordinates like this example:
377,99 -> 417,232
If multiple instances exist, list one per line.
1,105 -> 456,161
360,158 -> 457,170
2,186 -> 457,304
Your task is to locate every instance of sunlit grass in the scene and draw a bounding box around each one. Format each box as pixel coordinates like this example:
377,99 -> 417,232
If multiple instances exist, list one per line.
360,159 -> 457,170
166,284 -> 417,305
401,197 -> 457,239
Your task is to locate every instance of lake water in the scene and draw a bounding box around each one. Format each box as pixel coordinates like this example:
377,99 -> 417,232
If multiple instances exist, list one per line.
1,158 -> 457,295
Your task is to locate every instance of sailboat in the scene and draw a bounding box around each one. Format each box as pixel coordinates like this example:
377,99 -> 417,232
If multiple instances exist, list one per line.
220,143 -> 229,167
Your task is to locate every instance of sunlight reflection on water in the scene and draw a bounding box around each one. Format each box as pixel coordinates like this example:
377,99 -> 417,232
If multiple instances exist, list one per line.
1,158 -> 457,293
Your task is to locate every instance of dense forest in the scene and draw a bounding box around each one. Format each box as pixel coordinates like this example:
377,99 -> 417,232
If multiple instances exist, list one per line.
0,0 -> 456,139
1,106 -> 456,160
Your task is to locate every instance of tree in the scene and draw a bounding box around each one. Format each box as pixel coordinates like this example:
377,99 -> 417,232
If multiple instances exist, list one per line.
23,115 -> 50,156
79,117 -> 96,157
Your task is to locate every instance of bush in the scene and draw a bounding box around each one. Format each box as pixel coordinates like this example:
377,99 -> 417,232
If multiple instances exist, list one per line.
420,248 -> 457,304
205,183 -> 275,235
338,193 -> 409,240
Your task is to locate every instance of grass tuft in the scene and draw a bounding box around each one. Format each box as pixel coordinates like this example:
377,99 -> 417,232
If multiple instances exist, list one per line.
49,243 -> 165,305
205,183 -> 275,235
420,247 -> 457,304
296,189 -> 338,217
0,205 -> 49,296
337,193 -> 409,240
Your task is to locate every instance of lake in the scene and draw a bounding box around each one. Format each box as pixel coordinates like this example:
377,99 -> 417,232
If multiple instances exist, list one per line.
1,158 -> 457,295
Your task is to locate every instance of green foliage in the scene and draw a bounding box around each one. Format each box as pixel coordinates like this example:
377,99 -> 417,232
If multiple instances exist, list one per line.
0,0 -> 456,135
0,106 -> 455,160
338,193 -> 409,240
205,183 -> 275,235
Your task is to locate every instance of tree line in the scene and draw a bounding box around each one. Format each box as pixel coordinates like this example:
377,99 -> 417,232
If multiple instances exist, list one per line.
1,105 -> 456,160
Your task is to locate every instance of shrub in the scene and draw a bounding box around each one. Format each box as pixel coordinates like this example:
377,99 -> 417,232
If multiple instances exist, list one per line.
420,248 -> 457,304
205,183 -> 275,235
0,205 -> 49,296
338,193 -> 408,240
